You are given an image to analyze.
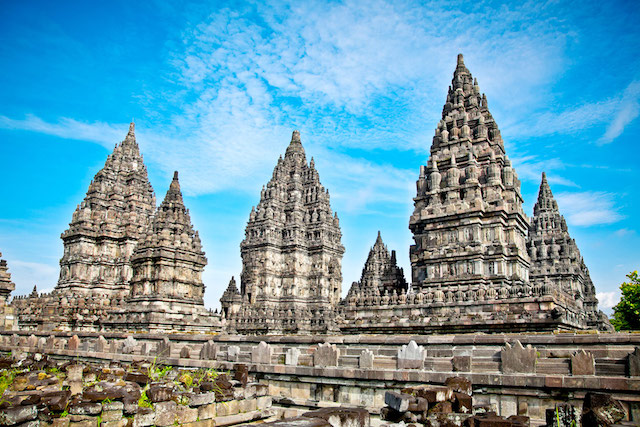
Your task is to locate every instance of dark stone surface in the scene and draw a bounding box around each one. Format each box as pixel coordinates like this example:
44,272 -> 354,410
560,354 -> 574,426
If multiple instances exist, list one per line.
581,392 -> 625,426
302,407 -> 369,427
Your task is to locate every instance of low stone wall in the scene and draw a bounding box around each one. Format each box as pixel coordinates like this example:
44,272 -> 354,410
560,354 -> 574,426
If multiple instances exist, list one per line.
0,353 -> 273,427
2,331 -> 639,424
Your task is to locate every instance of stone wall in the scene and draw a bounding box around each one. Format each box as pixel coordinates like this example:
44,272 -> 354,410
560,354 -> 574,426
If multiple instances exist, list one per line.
1,331 -> 639,424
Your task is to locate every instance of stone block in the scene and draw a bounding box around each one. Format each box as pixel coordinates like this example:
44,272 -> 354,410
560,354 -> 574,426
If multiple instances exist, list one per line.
51,418 -> 71,427
302,407 -> 370,427
198,402 -> 216,419
69,402 -> 102,416
180,345 -> 191,359
176,405 -> 198,424
227,345 -> 240,361
571,349 -> 595,375
397,340 -> 424,369
252,341 -> 272,364
501,341 -> 536,374
133,411 -> 155,427
628,347 -> 640,377
239,398 -> 258,413
429,401 -> 453,415
216,399 -> 239,417
66,364 -> 84,382
154,401 -> 178,426
148,385 -> 175,402
67,335 -> 80,351
453,355 -> 471,372
101,420 -> 128,427
200,340 -> 217,360
454,393 -> 473,414
234,363 -> 249,386
314,342 -> 339,368
95,336 -> 108,353
286,347 -> 301,366
257,395 -> 273,409
0,404 -> 37,425
101,410 -> 123,422
445,376 -> 472,395
122,336 -> 136,354
262,417 -> 331,426
188,391 -> 216,406
139,342 -> 152,356
359,349 -> 374,369
157,337 -> 172,359
581,392 -> 625,426
384,391 -> 412,412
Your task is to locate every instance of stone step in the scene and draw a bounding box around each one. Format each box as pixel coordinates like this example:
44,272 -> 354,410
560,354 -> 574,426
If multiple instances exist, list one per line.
596,359 -> 627,376
536,359 -> 570,375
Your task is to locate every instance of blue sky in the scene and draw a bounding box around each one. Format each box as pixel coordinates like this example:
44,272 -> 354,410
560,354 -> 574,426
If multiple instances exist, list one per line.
1,0 -> 639,314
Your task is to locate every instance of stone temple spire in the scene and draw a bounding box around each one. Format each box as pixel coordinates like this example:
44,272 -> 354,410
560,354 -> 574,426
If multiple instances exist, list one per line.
115,171 -> 214,332
0,253 -> 16,330
409,53 -> 529,294
347,232 -> 407,299
56,122 -> 156,297
230,130 -> 345,334
527,173 -> 613,331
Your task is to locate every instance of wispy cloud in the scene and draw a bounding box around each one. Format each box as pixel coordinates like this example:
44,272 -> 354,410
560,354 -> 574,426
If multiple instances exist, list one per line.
615,228 -> 635,237
599,80 -> 640,144
555,191 -> 624,226
0,115 -> 126,149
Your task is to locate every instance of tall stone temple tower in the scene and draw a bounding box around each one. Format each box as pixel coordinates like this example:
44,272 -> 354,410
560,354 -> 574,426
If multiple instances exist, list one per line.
341,54 -> 609,333
527,173 -> 613,331
345,232 -> 407,300
57,123 -> 156,297
106,172 -> 218,332
222,131 -> 345,334
409,54 -> 530,295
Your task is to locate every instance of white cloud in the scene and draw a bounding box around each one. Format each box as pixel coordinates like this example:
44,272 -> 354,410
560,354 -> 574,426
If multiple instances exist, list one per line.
0,115 -> 126,149
5,259 -> 58,297
615,228 -> 635,237
555,191 -> 624,226
596,291 -> 619,310
599,80 -> 640,144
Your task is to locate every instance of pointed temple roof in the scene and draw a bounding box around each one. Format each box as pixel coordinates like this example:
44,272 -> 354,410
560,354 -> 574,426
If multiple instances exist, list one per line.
0,252 -> 15,300
63,122 -> 156,240
243,130 -> 343,254
221,276 -> 241,302
139,171 -> 204,256
349,232 -> 407,297
530,172 -> 569,238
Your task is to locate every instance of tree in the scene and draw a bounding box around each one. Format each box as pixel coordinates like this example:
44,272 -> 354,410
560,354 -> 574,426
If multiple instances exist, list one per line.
611,271 -> 640,331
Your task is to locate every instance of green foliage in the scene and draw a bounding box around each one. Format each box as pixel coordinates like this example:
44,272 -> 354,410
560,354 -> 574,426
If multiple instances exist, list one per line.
138,390 -> 153,409
60,410 -> 69,418
612,270 -> 640,331
0,369 -> 17,397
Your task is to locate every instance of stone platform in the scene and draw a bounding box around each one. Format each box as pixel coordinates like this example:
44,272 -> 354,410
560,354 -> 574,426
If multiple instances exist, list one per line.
1,330 -> 639,424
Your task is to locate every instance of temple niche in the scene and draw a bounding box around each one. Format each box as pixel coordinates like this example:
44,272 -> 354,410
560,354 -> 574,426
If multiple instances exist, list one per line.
345,232 -> 407,301
527,173 -> 613,331
222,131 -> 345,334
105,172 -> 219,332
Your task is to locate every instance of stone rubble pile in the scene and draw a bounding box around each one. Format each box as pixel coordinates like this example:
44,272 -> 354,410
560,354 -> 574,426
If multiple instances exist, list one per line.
379,377 -> 530,427
0,354 -> 273,427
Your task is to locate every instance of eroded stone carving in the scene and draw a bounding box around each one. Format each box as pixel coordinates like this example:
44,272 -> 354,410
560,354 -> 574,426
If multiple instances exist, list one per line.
398,340 -> 425,369
571,349 -> 595,376
286,348 -> 301,366
314,342 -> 339,368
501,341 -> 536,374
359,349 -> 374,369
252,341 -> 272,364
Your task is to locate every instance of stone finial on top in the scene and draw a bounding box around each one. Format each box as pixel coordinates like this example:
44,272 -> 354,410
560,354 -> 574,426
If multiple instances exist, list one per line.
457,53 -> 464,66
128,121 -> 135,135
